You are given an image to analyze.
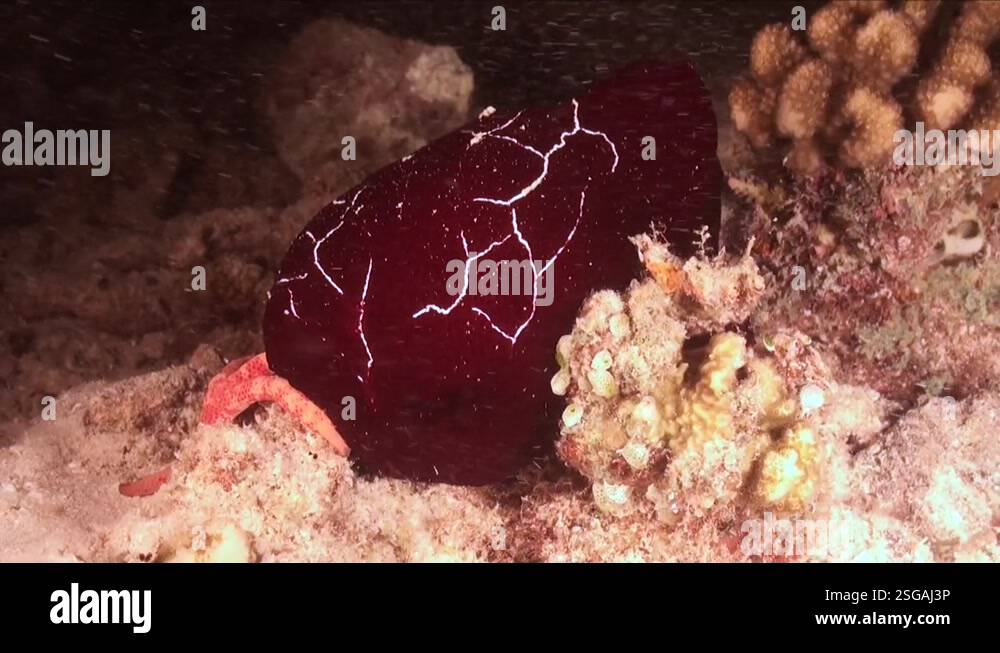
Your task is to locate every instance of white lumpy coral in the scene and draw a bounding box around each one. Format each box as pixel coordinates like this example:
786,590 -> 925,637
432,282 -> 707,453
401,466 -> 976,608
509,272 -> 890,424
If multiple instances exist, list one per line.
552,236 -> 824,520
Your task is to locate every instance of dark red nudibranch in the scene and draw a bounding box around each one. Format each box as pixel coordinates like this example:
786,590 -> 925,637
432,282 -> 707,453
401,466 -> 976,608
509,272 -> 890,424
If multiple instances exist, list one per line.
262,62 -> 721,485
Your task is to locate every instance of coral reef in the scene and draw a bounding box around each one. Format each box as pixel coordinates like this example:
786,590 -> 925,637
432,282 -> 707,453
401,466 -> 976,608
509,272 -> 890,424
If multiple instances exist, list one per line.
716,3 -> 998,563
2,8 -> 996,565
2,337 -> 993,563
0,350 -> 505,563
729,0 -> 1000,175
738,165 -> 999,402
849,393 -> 998,561
552,235 -> 828,522
723,6 -> 999,405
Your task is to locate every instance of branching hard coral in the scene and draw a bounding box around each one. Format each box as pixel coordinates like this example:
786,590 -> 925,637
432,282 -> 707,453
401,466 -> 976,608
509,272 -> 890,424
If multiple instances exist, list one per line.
838,86 -> 904,168
730,0 -> 1000,175
776,59 -> 834,140
915,1 -> 1000,131
751,24 -> 807,86
553,236 -> 825,522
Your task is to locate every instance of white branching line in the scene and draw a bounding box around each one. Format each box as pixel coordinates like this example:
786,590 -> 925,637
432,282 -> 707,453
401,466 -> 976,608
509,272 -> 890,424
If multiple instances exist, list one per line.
464,110 -> 524,148
415,98 -> 615,345
285,287 -> 301,319
276,272 -> 308,285
472,190 -> 586,344
305,188 -> 366,296
412,231 -> 512,318
535,191 -> 585,281
358,257 -> 374,373
471,99 -> 618,207
306,223 -> 345,294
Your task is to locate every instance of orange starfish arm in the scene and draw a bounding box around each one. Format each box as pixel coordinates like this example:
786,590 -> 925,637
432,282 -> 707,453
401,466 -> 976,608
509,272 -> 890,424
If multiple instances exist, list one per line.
119,467 -> 172,497
200,352 -> 350,456
120,353 -> 348,498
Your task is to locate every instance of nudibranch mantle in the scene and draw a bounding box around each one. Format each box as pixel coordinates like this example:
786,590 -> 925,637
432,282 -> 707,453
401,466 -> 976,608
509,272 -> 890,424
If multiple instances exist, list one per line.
262,62 -> 721,485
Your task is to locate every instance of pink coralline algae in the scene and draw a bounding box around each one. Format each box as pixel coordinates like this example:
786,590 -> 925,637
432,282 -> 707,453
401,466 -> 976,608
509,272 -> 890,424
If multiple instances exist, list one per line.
262,62 -> 721,485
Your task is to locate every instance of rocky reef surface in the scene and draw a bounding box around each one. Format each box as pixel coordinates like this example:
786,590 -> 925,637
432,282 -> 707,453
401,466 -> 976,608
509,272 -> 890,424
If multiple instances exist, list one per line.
1,4 -> 996,562
0,18 -> 473,423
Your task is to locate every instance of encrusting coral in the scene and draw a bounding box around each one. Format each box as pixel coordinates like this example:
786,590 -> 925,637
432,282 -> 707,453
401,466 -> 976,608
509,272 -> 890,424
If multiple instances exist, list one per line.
737,163 -> 1000,403
535,229 -> 995,561
724,3 -> 1000,403
729,0 -> 1000,175
552,235 -> 828,521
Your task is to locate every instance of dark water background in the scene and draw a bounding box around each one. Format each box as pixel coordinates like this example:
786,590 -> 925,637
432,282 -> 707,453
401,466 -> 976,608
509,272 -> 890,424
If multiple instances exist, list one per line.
0,0 -> 817,227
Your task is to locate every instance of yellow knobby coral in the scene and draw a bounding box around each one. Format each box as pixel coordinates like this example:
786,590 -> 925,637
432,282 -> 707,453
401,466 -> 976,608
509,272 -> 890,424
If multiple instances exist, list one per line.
554,237 -> 823,521
668,338 -> 818,515
746,358 -> 799,431
754,423 -> 819,512
673,333 -> 746,450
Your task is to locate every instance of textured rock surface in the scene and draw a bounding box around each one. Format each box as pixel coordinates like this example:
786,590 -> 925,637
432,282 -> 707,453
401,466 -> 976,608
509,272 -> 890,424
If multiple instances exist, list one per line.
0,19 -> 475,423
260,18 -> 475,194
735,165 -> 999,402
